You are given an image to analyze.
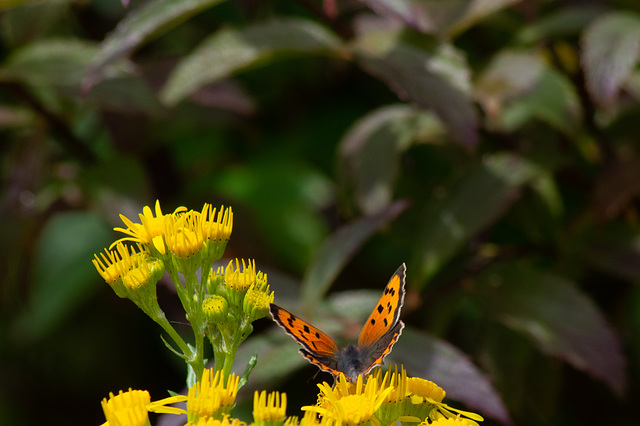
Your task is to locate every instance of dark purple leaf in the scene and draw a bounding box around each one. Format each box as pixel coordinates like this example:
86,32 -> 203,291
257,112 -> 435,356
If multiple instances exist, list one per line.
353,38 -> 477,147
160,18 -> 341,106
473,262 -> 627,396
83,0 -> 225,91
394,328 -> 511,425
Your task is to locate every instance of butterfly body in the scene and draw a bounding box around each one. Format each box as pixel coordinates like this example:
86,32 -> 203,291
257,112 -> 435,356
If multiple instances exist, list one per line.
270,264 -> 406,382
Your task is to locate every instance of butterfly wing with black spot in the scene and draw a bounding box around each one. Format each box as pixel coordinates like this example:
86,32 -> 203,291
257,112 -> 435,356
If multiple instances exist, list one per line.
354,263 -> 406,375
357,263 -> 406,347
269,303 -> 339,358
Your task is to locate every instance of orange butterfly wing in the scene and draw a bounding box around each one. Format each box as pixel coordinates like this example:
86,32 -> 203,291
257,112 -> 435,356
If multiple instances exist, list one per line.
270,263 -> 407,382
357,263 -> 406,347
269,304 -> 339,356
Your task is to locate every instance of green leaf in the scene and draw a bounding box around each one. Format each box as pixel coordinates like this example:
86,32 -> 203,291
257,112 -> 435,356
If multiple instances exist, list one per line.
160,18 -> 342,106
472,261 -> 627,396
476,49 -> 581,135
15,211 -> 112,341
362,0 -> 518,37
393,328 -> 511,425
446,0 -> 520,37
83,0 -> 225,90
413,153 -> 541,285
517,6 -> 603,44
360,0 -> 430,32
502,67 -> 582,135
475,50 -> 546,107
301,200 -> 409,310
238,352 -> 258,389
352,35 -> 477,147
338,104 -> 445,214
581,11 -> 640,108
1,38 -> 99,88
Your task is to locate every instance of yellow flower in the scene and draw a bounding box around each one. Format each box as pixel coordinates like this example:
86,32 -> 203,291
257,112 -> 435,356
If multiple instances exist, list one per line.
113,200 -> 187,254
187,415 -> 247,426
203,295 -> 230,324
427,417 -> 474,425
101,388 -> 186,426
93,243 -> 164,313
286,411 -> 335,426
201,204 -> 233,241
188,369 -> 240,422
253,390 -> 287,426
404,377 -> 483,426
407,377 -> 446,403
199,204 -> 233,264
219,259 -> 260,306
224,259 -> 257,291
369,366 -> 416,425
93,247 -> 124,285
165,210 -> 204,259
304,375 -> 393,426
373,366 -> 408,404
243,275 -> 274,322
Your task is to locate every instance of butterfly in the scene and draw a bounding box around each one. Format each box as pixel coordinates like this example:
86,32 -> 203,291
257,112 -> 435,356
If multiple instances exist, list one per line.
269,263 -> 406,382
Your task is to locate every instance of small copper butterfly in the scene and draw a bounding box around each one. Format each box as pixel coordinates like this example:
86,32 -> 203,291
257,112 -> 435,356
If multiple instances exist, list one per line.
269,263 -> 406,382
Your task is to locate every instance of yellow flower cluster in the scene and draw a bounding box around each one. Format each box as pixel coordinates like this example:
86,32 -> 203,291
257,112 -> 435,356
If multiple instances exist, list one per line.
93,200 -> 271,384
112,200 -> 231,258
303,368 -> 481,426
188,369 -> 239,422
100,388 -> 187,426
207,259 -> 274,325
101,366 -> 483,426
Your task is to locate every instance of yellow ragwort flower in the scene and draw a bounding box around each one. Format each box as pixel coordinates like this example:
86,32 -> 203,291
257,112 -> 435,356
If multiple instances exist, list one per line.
101,388 -> 187,426
369,366 -> 417,426
93,247 -> 124,285
407,377 -> 446,403
224,259 -> 256,291
220,259 -> 260,306
113,200 -> 187,254
304,374 -> 393,426
427,417 -> 474,425
201,204 -> 233,241
203,294 -> 230,324
406,377 -> 483,426
187,415 -> 247,426
94,243 -> 163,298
253,390 -> 287,426
243,275 -> 274,322
188,369 -> 240,421
165,210 -> 204,259
286,411 -> 335,426
372,366 -> 408,404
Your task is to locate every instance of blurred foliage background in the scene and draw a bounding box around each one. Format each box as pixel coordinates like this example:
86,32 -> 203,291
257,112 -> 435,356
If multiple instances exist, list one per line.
1,0 -> 640,425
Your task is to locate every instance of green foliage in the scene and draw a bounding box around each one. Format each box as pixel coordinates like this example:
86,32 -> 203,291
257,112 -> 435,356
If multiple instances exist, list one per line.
1,1 -> 640,425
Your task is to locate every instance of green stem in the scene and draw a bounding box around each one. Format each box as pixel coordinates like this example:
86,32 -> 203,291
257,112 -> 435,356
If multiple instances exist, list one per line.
185,268 -> 207,381
222,351 -> 235,380
152,311 -> 192,360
